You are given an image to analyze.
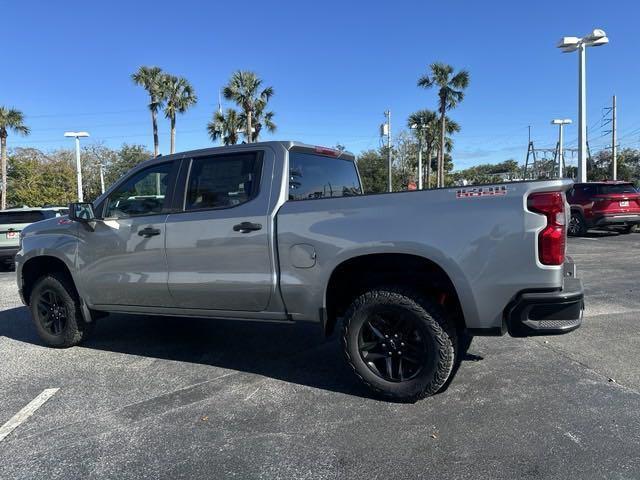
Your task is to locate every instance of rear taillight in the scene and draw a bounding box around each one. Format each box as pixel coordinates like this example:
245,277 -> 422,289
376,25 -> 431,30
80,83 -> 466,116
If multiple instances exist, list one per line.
528,191 -> 566,266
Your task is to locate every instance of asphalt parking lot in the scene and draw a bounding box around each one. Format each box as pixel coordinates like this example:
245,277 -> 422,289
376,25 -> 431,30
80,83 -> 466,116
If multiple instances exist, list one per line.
1,233 -> 639,480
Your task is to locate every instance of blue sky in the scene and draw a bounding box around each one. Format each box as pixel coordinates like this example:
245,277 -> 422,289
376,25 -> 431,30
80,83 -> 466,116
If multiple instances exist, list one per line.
4,0 -> 640,169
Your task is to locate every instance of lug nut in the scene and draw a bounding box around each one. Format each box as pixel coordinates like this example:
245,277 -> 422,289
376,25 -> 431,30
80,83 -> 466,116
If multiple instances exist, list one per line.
388,352 -> 392,356
398,351 -> 402,355
401,342 -> 405,346
382,343 -> 386,348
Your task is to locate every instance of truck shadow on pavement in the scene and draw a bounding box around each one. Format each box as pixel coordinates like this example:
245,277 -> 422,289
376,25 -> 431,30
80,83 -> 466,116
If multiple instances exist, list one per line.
0,306 -> 479,401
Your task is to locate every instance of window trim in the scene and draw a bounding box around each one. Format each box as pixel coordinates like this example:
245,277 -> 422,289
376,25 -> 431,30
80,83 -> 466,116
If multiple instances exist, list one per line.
100,160 -> 180,220
287,152 -> 362,202
174,150 -> 264,214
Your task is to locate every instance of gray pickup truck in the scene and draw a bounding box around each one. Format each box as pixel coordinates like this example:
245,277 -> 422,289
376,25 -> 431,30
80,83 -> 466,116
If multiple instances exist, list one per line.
15,141 -> 584,401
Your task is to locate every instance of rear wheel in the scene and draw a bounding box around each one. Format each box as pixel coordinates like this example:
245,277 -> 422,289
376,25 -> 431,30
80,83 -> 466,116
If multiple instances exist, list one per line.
342,288 -> 456,402
30,273 -> 95,347
568,212 -> 587,236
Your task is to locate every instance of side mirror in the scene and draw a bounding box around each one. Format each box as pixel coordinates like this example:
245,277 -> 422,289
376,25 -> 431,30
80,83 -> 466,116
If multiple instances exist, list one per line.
68,203 -> 97,230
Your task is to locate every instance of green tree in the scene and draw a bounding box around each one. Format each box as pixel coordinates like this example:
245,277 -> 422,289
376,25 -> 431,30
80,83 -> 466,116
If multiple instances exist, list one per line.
407,109 -> 459,188
162,74 -> 197,154
7,148 -> 75,207
0,107 -> 30,210
418,63 -> 469,187
208,108 -> 242,145
223,70 -> 274,143
241,99 -> 276,142
357,149 -> 388,193
105,144 -> 153,186
131,66 -> 166,157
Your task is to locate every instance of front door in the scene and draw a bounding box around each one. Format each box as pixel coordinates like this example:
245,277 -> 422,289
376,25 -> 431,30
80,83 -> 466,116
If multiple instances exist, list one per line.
78,160 -> 178,308
164,151 -> 274,311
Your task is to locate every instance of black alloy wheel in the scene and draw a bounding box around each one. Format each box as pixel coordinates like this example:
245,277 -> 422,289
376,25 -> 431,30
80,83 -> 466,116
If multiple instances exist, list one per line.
358,310 -> 427,382
36,288 -> 69,336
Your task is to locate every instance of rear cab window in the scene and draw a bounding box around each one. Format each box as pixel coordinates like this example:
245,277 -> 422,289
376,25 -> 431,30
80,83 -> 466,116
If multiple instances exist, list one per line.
288,150 -> 362,201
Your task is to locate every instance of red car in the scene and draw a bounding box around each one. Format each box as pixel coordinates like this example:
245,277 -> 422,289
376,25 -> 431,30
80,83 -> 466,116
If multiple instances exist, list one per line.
567,181 -> 640,236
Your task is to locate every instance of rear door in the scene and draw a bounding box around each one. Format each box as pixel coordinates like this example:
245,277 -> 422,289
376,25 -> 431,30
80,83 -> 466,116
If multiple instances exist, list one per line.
164,149 -> 274,311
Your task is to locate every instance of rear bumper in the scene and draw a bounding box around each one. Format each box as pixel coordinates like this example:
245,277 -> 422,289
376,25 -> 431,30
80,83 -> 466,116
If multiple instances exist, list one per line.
0,246 -> 19,261
505,262 -> 584,337
592,213 -> 640,227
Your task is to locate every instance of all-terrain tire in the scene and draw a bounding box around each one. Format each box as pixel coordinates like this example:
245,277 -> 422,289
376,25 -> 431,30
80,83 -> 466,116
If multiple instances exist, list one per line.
30,273 -> 95,348
342,287 -> 456,402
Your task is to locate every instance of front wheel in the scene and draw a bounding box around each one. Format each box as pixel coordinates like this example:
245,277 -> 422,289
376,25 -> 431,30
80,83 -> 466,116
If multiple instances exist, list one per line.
342,288 -> 456,402
619,225 -> 633,234
30,273 -> 95,348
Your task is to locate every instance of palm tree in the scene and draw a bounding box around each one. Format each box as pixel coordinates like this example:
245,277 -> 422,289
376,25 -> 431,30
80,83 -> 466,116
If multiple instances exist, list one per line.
131,66 -> 166,157
240,100 -> 276,142
408,110 -> 459,188
223,70 -> 274,143
418,62 -> 469,187
0,107 -> 30,209
162,75 -> 197,154
208,108 -> 242,145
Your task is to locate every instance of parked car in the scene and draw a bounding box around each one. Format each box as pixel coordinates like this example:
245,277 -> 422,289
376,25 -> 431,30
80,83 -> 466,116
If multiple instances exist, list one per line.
566,181 -> 640,236
15,141 -> 584,401
0,207 -> 68,269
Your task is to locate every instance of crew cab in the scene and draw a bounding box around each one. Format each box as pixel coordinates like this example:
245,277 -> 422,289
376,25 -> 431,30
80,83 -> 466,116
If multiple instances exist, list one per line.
16,141 -> 584,401
567,181 -> 640,235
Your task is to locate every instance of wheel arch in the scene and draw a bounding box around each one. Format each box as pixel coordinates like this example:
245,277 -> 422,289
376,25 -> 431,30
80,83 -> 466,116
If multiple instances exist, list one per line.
21,255 -> 77,306
324,253 -> 465,336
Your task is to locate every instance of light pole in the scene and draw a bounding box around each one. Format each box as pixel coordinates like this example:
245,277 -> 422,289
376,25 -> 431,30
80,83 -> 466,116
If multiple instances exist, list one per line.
64,131 -> 90,202
99,163 -> 105,194
551,119 -> 572,178
557,29 -> 609,183
410,123 -> 424,189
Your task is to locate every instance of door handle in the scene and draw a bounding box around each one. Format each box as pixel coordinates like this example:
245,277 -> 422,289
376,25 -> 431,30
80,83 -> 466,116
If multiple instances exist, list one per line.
138,227 -> 161,238
233,221 -> 262,233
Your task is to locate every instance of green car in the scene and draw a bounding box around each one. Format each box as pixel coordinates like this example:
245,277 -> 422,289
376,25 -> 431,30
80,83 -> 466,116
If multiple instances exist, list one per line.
0,207 -> 68,269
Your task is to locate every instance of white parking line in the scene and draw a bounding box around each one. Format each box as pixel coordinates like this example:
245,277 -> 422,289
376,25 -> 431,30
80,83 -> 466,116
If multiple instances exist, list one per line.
0,388 -> 59,442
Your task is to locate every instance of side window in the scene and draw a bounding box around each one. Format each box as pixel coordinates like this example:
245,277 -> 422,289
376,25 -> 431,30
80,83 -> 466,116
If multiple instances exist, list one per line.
185,153 -> 261,210
105,162 -> 173,218
289,151 -> 362,200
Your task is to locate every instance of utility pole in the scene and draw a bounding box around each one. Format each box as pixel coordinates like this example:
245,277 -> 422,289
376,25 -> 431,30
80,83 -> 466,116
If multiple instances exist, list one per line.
384,110 -> 392,192
612,95 -> 617,180
417,132 -> 423,190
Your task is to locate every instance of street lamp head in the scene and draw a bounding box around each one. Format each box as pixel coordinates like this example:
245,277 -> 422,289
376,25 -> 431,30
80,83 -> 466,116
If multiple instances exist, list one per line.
589,36 -> 609,47
551,119 -> 572,125
585,28 -> 607,42
557,30 -> 608,51
64,131 -> 90,138
557,36 -> 580,50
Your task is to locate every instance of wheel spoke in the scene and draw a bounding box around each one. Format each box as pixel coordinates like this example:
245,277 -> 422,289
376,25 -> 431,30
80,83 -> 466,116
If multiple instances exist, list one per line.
385,357 -> 393,379
367,321 -> 386,340
363,352 -> 386,361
